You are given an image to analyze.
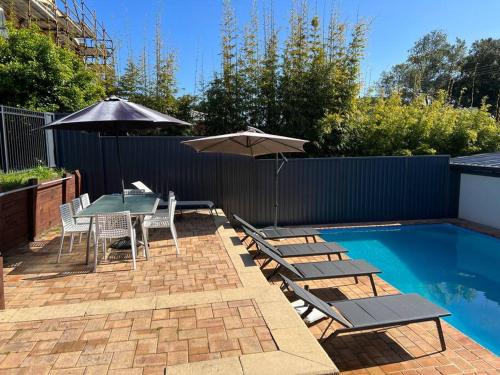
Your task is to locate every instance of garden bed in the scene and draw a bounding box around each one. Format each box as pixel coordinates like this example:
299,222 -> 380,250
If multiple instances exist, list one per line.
0,168 -> 81,252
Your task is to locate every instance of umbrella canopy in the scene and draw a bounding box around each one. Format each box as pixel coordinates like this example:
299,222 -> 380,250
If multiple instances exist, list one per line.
44,96 -> 191,203
182,127 -> 308,227
181,127 -> 307,156
43,96 -> 191,132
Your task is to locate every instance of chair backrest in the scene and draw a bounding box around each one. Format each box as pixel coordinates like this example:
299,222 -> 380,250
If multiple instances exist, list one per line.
242,227 -> 278,252
280,275 -> 353,328
60,203 -> 75,230
251,234 -> 302,278
169,194 -> 176,226
95,211 -> 132,239
124,189 -> 146,196
233,215 -> 261,236
132,181 -> 153,193
81,193 -> 91,209
72,197 -> 83,214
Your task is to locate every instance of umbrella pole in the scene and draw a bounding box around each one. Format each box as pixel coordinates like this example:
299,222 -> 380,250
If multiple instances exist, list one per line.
274,153 -> 288,228
274,153 -> 278,228
115,135 -> 125,203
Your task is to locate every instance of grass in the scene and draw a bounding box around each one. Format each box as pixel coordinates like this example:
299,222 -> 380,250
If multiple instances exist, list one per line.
0,166 -> 65,192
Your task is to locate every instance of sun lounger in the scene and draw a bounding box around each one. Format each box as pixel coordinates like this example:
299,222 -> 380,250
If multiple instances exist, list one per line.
132,181 -> 216,215
280,274 -> 451,350
242,226 -> 347,261
233,214 -> 319,243
254,234 -> 381,296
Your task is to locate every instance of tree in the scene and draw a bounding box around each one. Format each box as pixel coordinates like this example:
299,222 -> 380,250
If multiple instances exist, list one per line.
454,38 -> 500,113
117,58 -> 141,100
259,8 -> 280,133
0,25 -> 104,112
379,31 -> 466,101
200,0 -> 246,135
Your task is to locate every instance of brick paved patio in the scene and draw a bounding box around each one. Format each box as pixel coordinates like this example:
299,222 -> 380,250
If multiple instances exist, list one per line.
0,299 -> 276,374
0,211 -> 336,374
3,214 -> 241,309
1,211 -> 498,374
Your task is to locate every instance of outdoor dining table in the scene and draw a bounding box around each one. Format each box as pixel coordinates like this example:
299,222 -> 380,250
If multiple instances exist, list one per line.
75,194 -> 160,272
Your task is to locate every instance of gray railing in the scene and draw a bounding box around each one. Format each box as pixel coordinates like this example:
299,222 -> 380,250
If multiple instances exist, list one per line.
0,105 -> 55,172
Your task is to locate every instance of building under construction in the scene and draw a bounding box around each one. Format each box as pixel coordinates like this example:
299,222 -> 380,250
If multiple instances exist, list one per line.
0,0 -> 114,80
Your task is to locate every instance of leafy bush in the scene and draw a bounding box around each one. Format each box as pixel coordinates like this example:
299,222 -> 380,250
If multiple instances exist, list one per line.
0,25 -> 104,112
321,91 -> 500,156
0,167 -> 65,192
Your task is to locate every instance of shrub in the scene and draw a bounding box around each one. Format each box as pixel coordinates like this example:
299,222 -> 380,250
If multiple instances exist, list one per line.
0,166 -> 65,192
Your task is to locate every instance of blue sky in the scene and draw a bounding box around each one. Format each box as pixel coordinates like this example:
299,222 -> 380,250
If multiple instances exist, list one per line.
85,0 -> 500,96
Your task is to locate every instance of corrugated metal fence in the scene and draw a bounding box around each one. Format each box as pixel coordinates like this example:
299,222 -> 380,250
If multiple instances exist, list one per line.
55,131 -> 456,226
0,105 -> 55,172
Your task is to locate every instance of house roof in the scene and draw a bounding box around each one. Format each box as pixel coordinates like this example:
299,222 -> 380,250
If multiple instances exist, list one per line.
451,152 -> 500,174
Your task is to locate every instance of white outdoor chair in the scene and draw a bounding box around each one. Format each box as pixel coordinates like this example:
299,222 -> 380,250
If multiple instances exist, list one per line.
57,203 -> 94,263
131,181 -> 153,193
94,211 -> 138,270
143,192 -> 180,256
80,193 -> 91,209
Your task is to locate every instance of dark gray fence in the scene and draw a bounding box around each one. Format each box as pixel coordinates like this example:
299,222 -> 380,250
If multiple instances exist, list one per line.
55,131 -> 456,226
0,106 -> 55,172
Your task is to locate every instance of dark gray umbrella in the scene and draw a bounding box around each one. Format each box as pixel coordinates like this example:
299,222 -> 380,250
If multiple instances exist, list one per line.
182,127 -> 308,227
44,96 -> 191,201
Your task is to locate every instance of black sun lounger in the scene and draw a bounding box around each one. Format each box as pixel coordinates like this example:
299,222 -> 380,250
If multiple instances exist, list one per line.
280,275 -> 451,351
255,234 -> 381,296
242,226 -> 348,261
234,214 -> 319,243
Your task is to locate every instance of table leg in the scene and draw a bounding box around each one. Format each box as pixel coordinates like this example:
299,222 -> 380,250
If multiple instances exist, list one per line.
86,216 -> 93,265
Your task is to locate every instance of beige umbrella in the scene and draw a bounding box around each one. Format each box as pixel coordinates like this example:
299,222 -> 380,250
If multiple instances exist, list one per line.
182,127 -> 308,227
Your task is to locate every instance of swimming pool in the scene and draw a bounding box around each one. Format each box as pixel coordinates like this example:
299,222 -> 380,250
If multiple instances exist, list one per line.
320,223 -> 500,355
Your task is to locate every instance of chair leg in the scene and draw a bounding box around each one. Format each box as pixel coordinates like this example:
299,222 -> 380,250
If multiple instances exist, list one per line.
69,234 -> 75,253
57,230 -> 65,263
369,274 -> 377,296
171,224 -> 180,256
79,232 -> 82,243
435,318 -> 446,351
102,241 -> 107,261
131,230 -> 137,270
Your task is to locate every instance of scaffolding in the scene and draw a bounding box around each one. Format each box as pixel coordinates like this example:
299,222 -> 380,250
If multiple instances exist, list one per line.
0,0 -> 115,80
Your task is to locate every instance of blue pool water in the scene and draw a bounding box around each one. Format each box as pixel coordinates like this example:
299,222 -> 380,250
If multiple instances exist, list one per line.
320,224 -> 500,355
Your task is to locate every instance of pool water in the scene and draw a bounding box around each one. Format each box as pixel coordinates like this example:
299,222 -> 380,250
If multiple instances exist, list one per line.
320,224 -> 500,355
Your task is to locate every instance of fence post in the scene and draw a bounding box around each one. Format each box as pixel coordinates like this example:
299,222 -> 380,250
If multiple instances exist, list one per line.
0,105 -> 8,172
44,112 -> 56,167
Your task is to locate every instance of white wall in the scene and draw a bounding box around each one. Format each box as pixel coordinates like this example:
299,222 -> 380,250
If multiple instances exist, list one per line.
459,173 -> 500,229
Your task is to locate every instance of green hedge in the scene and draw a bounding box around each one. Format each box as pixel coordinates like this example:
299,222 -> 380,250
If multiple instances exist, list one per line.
0,167 -> 65,192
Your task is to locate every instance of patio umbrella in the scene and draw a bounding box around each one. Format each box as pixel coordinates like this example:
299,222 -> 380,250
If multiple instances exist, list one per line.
181,127 -> 308,227
43,96 -> 191,202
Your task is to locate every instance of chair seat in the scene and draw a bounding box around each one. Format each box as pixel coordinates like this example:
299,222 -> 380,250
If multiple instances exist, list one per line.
329,293 -> 450,328
66,223 -> 94,233
293,259 -> 381,280
275,242 -> 347,257
260,227 -> 320,239
143,213 -> 170,229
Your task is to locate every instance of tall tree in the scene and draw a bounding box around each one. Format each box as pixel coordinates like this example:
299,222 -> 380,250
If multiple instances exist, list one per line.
379,31 -> 466,101
259,7 -> 280,133
454,38 -> 500,112
201,0 -> 245,135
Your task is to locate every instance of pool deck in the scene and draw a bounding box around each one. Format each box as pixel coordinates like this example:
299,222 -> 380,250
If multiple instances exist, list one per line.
238,218 -> 500,375
0,212 -> 498,374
